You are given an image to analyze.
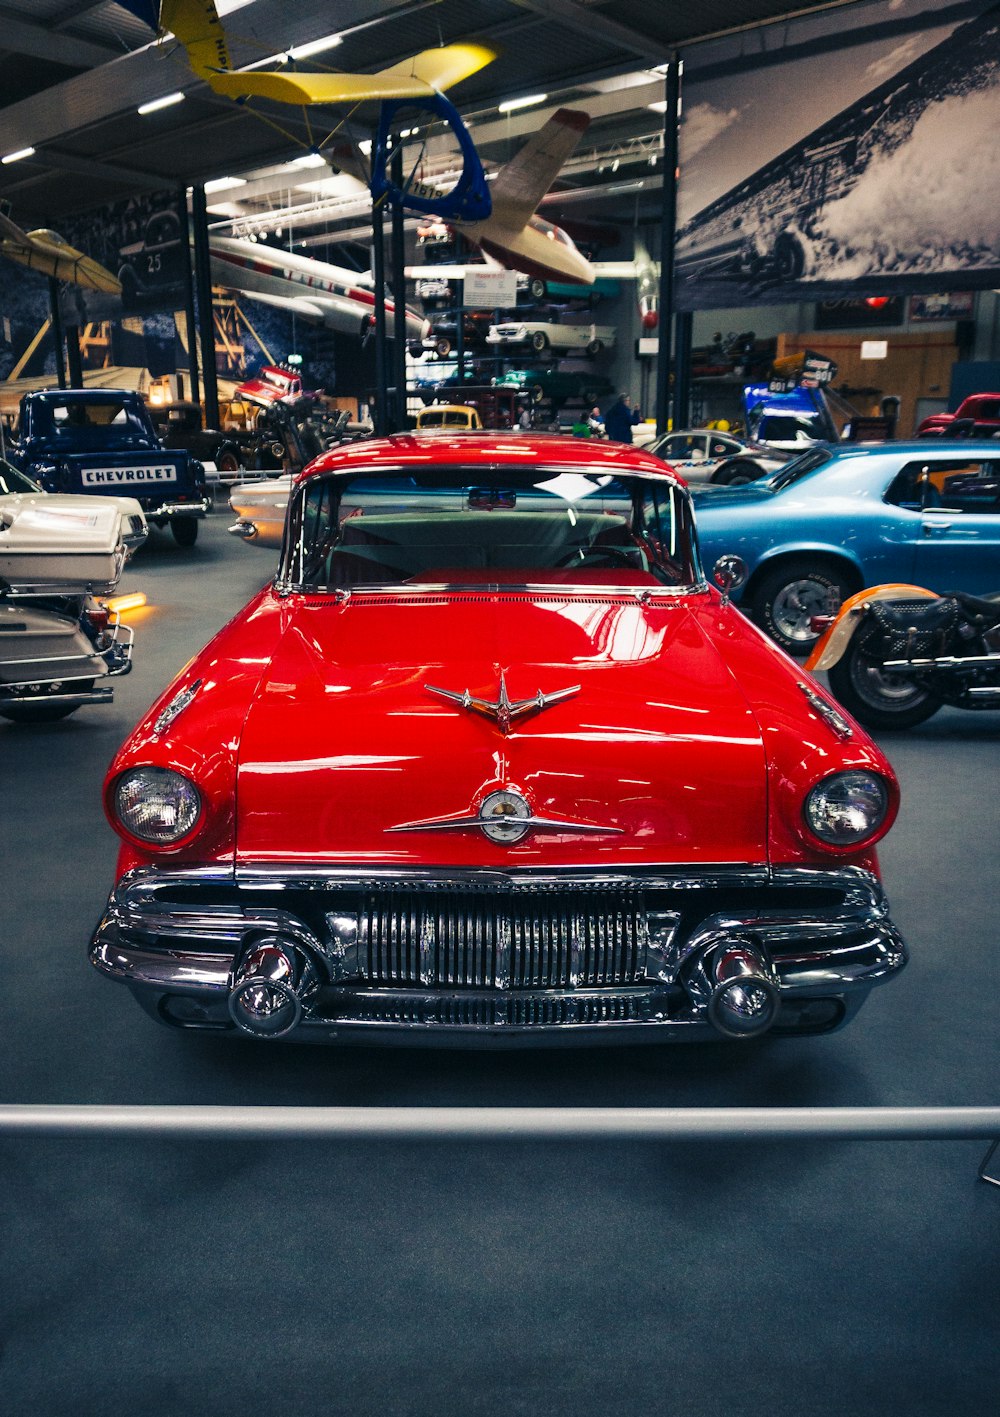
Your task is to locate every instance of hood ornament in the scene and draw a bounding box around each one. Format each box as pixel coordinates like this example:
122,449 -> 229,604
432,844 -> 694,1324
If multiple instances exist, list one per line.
388,787 -> 622,844
425,671 -> 579,734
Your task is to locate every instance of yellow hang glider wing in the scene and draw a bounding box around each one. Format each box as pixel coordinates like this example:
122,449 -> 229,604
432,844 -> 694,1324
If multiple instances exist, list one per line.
161,1 -> 493,104
161,0 -> 230,80
203,43 -> 495,105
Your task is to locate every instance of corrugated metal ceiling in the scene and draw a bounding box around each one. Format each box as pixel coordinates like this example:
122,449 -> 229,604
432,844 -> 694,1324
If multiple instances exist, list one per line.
0,0 -> 892,236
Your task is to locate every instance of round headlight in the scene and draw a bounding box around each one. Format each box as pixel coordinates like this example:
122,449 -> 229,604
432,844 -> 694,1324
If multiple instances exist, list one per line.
114,767 -> 201,845
804,770 -> 888,846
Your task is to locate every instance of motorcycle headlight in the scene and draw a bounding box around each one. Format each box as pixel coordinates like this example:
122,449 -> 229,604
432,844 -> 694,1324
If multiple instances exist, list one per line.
114,766 -> 201,845
804,770 -> 888,846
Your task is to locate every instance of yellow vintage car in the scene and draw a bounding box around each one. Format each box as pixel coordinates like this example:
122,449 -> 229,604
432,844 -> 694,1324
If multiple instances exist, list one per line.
415,403 -> 483,431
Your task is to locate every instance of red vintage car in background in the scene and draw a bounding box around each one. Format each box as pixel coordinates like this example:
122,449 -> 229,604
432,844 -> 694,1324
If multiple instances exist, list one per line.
917,392 -> 1000,437
90,434 -> 906,1046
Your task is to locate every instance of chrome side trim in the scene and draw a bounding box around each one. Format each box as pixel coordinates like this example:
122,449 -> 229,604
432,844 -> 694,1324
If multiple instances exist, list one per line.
797,680 -> 853,739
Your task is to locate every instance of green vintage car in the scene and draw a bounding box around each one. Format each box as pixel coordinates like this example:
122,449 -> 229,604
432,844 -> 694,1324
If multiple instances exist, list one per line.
493,367 -> 614,406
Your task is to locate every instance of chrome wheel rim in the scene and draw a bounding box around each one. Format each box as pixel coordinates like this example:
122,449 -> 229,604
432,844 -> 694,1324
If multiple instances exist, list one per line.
849,652 -> 930,709
771,578 -> 840,645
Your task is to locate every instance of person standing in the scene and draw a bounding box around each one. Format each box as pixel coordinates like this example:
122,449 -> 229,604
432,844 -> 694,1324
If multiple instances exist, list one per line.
603,392 -> 641,443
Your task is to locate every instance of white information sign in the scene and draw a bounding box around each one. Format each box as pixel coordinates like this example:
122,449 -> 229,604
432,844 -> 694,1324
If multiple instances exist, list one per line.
860,340 -> 888,360
463,268 -> 519,309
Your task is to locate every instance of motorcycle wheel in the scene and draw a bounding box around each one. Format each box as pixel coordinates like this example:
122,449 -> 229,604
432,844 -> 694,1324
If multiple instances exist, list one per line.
827,643 -> 942,730
0,702 -> 78,723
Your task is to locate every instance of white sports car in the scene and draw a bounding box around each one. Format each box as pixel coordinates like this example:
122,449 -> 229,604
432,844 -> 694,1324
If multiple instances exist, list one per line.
487,320 -> 616,356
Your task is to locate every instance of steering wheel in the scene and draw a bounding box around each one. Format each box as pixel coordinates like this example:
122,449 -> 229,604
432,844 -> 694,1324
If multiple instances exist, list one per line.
557,544 -> 644,569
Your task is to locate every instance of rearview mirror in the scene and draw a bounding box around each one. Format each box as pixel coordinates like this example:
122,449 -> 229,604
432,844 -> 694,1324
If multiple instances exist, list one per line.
713,554 -> 748,601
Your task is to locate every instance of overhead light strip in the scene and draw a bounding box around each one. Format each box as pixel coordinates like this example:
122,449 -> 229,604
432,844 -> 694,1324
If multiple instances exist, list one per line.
137,92 -> 185,116
2,146 -> 35,164
497,93 -> 548,113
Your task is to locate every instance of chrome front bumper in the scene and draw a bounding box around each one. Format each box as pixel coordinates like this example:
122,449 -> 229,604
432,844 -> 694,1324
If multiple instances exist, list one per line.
89,864 -> 907,1046
147,497 -> 212,519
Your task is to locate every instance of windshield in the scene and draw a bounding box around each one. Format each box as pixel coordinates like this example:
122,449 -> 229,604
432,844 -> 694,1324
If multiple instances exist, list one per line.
282,467 -> 700,591
0,460 -> 42,495
33,398 -> 155,450
767,447 -> 835,491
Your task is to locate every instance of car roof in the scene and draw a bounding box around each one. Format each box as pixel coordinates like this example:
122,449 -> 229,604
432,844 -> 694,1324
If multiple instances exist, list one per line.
824,439 -> 1000,458
299,432 -> 685,484
26,388 -> 139,402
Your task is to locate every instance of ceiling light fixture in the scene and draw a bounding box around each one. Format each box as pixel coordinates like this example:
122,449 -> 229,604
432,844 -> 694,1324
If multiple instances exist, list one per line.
249,34 -> 343,69
203,176 -> 248,193
137,92 -> 185,116
285,153 -> 327,169
1,146 -> 35,164
497,93 -> 548,113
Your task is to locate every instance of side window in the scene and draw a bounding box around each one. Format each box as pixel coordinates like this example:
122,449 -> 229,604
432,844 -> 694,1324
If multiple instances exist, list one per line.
885,460 -> 1000,514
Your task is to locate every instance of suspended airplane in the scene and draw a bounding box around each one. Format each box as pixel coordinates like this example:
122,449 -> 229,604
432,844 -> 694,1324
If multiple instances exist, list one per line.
118,2 -> 494,222
334,108 -> 600,288
0,205 -> 122,293
208,235 -> 429,344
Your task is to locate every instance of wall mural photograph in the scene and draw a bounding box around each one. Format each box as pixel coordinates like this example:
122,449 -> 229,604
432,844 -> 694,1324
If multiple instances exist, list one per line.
676,0 -> 1000,307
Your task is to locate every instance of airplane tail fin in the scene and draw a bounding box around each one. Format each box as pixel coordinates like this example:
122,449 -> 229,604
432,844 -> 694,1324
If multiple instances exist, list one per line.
489,108 -> 590,226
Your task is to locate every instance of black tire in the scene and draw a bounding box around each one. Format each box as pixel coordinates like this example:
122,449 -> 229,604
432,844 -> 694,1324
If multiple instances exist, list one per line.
772,232 -> 806,282
750,558 -> 853,656
529,278 -> 546,301
827,643 -> 942,731
0,702 -> 78,724
435,337 -> 452,357
586,339 -> 603,357
171,517 -> 199,547
216,449 -> 241,476
712,459 -> 764,486
530,330 -> 548,352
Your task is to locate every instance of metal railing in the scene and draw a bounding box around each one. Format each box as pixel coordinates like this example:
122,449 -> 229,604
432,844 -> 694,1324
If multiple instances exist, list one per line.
0,1104 -> 997,1146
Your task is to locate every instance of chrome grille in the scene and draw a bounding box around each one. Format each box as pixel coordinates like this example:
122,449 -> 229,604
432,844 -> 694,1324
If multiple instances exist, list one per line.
357,889 -> 646,988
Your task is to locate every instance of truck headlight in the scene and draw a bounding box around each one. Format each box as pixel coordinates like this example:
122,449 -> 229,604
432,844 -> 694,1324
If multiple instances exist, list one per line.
804,770 -> 888,846
114,766 -> 201,844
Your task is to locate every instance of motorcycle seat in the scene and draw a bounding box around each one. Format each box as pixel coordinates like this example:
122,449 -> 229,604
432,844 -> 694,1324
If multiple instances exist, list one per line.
946,591 -> 1000,619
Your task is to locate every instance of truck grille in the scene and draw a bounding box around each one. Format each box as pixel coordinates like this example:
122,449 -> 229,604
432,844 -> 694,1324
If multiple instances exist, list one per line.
357,888 -> 646,989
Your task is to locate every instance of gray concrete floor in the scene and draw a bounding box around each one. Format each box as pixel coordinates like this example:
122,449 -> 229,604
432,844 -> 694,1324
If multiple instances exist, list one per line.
1,509 -> 997,1415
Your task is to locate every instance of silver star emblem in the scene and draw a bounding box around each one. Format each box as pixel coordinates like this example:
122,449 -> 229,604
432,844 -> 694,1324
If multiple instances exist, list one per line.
425,671 -> 579,734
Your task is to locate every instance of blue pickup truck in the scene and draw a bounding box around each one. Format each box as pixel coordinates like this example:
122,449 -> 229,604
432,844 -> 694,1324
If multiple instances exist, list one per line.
13,388 -> 210,546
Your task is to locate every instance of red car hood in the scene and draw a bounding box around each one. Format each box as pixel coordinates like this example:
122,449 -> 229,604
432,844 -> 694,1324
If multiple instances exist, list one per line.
235,592 -> 768,867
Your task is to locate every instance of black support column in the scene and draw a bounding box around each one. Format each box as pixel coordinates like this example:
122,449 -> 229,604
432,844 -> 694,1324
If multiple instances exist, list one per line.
371,195 -> 389,437
190,184 -> 219,430
179,188 -> 200,411
654,53 -> 681,435
390,144 -> 408,431
673,309 -> 692,433
47,279 -> 67,388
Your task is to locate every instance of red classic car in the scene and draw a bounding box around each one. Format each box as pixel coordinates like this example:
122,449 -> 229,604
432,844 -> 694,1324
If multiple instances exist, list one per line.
90,433 -> 907,1046
917,393 -> 1000,437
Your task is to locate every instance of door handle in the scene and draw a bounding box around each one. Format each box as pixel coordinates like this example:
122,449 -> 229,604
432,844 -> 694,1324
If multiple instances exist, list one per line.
922,520 -> 952,534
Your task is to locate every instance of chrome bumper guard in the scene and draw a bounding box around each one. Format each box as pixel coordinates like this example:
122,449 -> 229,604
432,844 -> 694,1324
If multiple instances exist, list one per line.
149,497 -> 212,519
89,864 -> 907,1046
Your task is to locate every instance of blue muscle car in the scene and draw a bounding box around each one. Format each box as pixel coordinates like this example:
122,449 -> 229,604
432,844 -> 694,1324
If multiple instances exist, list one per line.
691,442 -> 1000,654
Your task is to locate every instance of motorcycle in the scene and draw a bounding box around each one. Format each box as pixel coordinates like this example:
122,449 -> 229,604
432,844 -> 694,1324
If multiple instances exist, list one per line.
806,583 -> 1000,730
0,493 -> 144,723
